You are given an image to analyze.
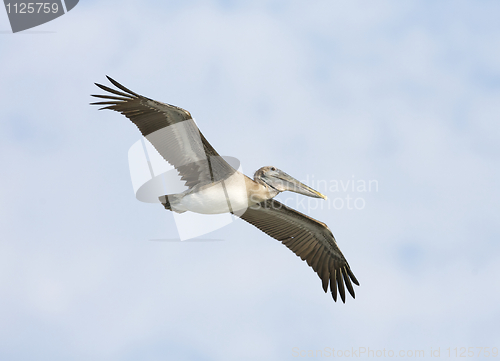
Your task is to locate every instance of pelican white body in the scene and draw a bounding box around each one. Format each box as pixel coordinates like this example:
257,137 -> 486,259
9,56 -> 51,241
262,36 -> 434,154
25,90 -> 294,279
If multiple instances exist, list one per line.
162,171 -> 277,214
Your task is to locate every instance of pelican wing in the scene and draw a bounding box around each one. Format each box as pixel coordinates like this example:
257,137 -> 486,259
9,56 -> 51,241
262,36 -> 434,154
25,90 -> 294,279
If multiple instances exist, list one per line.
91,76 -> 236,188
239,199 -> 359,302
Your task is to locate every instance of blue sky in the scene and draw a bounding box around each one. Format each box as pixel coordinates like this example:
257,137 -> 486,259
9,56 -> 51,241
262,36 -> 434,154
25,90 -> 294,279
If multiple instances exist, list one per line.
1,1 -> 499,360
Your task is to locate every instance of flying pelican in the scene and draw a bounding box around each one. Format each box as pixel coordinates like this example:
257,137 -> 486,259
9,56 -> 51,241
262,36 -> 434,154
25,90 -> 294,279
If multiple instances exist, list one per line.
91,76 -> 359,302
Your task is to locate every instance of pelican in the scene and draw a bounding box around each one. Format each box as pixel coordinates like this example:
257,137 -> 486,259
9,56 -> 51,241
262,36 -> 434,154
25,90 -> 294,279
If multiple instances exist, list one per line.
91,76 -> 359,302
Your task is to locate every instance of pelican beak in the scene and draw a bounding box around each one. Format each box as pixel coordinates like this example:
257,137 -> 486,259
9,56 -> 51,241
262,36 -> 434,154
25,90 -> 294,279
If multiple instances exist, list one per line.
272,171 -> 327,200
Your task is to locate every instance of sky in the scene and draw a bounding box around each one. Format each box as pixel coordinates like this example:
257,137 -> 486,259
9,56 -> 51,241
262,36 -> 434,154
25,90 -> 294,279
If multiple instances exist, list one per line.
1,0 -> 499,360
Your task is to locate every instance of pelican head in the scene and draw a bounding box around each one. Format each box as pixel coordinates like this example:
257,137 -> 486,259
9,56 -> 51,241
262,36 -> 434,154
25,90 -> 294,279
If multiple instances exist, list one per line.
254,166 -> 327,200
